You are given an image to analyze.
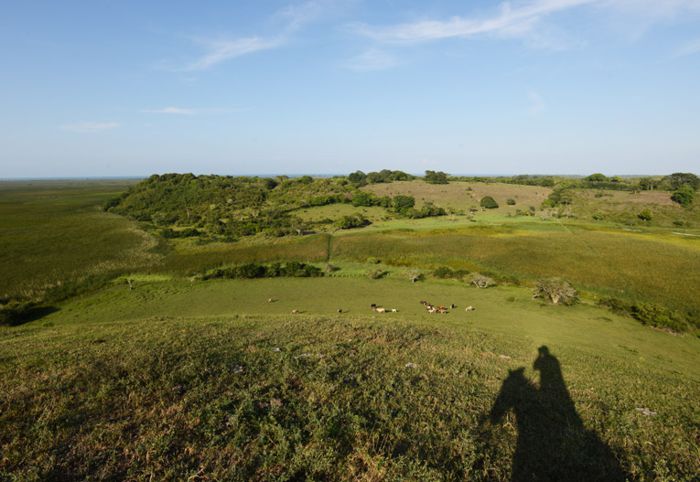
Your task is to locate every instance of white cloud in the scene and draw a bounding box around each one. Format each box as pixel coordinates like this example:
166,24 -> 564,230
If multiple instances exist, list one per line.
185,36 -> 283,71
178,0 -> 351,71
61,122 -> 119,133
142,106 -> 195,115
352,0 -> 700,45
343,48 -> 399,71
352,0 -> 598,44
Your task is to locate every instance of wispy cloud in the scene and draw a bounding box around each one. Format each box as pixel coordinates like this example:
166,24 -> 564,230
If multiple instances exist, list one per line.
178,0 -> 348,71
184,36 -> 283,71
142,106 -> 195,115
61,122 -> 119,133
343,48 -> 399,71
351,0 -> 700,45
352,0 -> 598,44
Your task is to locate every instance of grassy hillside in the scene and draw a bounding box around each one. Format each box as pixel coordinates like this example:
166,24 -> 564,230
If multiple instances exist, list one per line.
2,277 -> 698,480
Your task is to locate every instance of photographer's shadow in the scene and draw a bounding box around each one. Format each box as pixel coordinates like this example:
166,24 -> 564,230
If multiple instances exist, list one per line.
488,346 -> 627,481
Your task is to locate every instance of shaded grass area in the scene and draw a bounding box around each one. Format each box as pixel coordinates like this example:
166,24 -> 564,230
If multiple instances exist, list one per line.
1,277 -> 698,480
0,180 -> 155,299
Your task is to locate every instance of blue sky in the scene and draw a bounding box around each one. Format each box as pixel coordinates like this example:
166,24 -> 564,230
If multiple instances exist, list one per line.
1,0 -> 699,177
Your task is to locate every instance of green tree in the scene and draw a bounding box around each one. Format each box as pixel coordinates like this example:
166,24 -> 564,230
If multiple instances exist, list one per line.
585,173 -> 608,182
424,170 -> 449,184
665,172 -> 700,190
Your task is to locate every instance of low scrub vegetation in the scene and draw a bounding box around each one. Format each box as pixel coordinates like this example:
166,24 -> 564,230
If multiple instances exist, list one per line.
197,262 -> 324,281
599,298 -> 693,333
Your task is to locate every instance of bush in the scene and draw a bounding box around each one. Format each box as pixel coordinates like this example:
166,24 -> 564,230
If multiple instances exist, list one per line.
392,195 -> 416,214
471,274 -> 496,288
637,209 -> 652,222
161,227 -> 202,238
506,198 -> 516,206
367,269 -> 388,280
406,202 -> 447,219
336,214 -> 371,230
480,196 -> 499,209
433,266 -> 470,279
533,278 -> 578,305
671,185 -> 695,207
199,262 -> 323,281
598,298 -> 691,333
351,191 -> 375,207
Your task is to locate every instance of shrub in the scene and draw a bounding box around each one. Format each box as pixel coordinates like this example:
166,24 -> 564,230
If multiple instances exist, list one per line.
336,214 -> 371,230
406,202 -> 447,219
506,198 -> 516,206
392,195 -> 416,212
637,209 -> 652,222
367,269 -> 388,280
351,191 -> 375,207
471,273 -> 496,288
671,185 -> 695,207
592,213 -> 605,221
533,278 -> 578,305
480,196 -> 499,209
598,298 -> 691,333
199,262 -> 323,280
161,227 -> 202,238
433,266 -> 470,279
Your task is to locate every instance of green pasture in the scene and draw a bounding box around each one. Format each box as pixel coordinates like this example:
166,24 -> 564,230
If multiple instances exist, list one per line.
2,276 -> 698,480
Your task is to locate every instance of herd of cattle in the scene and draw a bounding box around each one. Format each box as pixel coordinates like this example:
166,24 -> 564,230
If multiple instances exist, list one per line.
370,301 -> 476,314
286,300 -> 476,315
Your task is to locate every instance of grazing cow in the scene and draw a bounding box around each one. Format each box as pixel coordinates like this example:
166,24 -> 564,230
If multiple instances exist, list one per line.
375,307 -> 387,313
267,297 -> 277,303
465,305 -> 476,312
291,309 -> 299,314
391,308 -> 398,312
450,303 -> 457,309
337,308 -> 343,313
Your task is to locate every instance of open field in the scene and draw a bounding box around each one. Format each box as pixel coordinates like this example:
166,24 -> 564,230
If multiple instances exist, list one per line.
2,276 -> 699,480
363,180 -> 552,213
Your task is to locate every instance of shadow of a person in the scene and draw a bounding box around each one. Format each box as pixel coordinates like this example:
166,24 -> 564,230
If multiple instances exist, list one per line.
489,346 -> 626,482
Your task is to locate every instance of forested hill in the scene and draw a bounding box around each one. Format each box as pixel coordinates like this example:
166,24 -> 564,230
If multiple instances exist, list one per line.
105,173 -> 357,239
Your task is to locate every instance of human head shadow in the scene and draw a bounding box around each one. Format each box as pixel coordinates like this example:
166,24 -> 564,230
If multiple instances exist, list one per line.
1,305 -> 59,327
488,346 -> 627,481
